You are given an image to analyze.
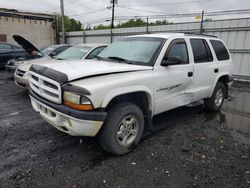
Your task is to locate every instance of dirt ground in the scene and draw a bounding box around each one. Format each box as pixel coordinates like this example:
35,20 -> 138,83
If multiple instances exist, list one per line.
0,71 -> 250,188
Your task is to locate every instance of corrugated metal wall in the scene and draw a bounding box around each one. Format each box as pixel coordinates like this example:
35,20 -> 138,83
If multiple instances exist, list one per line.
63,18 -> 250,81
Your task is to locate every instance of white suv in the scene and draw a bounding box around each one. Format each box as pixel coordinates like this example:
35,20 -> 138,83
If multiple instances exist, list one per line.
28,33 -> 233,155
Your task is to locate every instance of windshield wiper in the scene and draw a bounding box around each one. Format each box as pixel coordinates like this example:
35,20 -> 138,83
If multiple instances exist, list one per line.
96,56 -> 104,61
54,57 -> 64,60
107,56 -> 133,64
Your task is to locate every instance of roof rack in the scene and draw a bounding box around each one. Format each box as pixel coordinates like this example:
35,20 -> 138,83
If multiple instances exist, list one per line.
184,32 -> 218,38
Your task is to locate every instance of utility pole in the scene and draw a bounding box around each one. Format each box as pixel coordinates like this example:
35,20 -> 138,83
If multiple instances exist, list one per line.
111,0 -> 115,29
200,10 -> 204,34
110,0 -> 117,43
146,16 -> 149,34
60,0 -> 65,43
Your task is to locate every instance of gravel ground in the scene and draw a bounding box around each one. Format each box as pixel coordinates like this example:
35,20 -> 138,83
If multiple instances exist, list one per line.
0,71 -> 250,188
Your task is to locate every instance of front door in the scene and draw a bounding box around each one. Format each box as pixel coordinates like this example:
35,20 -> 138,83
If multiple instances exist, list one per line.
154,38 -> 194,115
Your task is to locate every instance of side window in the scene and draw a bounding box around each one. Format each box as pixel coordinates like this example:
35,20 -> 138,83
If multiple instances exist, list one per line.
53,46 -> 69,56
210,40 -> 230,61
190,39 -> 213,63
12,45 -> 20,49
164,39 -> 189,64
0,44 -> 12,49
86,46 -> 106,59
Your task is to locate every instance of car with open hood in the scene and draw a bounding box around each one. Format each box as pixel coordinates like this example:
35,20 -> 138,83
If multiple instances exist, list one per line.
0,41 -> 29,69
5,35 -> 70,75
28,33 -> 233,155
14,43 -> 107,89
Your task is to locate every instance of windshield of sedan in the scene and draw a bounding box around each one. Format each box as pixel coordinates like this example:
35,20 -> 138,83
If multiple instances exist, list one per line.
97,37 -> 165,66
55,46 -> 92,60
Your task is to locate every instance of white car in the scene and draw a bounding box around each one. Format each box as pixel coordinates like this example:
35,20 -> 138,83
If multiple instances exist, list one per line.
28,33 -> 233,155
14,43 -> 107,89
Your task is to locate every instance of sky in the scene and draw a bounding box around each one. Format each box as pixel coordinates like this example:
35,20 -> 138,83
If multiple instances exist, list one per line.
0,0 -> 250,26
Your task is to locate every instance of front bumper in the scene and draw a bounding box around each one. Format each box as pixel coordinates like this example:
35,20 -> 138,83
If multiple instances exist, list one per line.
5,65 -> 17,75
29,91 -> 107,137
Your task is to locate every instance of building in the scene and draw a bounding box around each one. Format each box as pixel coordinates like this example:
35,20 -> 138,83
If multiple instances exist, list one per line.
0,8 -> 56,49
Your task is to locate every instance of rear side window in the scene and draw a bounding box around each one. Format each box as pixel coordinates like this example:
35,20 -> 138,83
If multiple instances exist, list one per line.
210,40 -> 230,61
190,39 -> 213,63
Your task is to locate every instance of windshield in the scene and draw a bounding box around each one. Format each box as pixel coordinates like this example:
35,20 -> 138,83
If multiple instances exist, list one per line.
97,37 -> 165,66
55,46 -> 92,60
41,46 -> 57,56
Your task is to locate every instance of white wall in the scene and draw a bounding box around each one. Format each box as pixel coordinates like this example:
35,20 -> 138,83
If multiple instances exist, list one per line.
0,16 -> 55,49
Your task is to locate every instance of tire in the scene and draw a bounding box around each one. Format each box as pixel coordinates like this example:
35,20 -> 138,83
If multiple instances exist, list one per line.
204,82 -> 226,112
99,103 -> 144,155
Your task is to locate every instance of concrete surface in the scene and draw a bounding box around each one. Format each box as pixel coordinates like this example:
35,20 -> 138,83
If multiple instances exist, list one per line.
0,71 -> 249,188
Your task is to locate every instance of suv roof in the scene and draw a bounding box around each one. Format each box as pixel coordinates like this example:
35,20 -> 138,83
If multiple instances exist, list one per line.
129,32 -> 217,39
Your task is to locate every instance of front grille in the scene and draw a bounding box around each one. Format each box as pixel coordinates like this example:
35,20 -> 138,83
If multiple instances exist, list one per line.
16,69 -> 26,77
29,71 -> 62,104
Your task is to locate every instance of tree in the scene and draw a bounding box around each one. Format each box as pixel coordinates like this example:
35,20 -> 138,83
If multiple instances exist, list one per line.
56,15 -> 82,32
91,19 -> 173,30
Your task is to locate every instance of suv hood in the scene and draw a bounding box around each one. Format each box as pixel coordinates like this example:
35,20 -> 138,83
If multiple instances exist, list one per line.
13,35 -> 40,54
30,59 -> 153,83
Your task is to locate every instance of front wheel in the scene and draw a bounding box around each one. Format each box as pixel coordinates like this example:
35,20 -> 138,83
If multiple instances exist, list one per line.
204,82 -> 226,112
99,103 -> 144,155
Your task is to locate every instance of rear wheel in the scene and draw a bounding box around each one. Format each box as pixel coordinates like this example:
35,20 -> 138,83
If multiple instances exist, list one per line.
99,103 -> 144,155
204,82 -> 226,112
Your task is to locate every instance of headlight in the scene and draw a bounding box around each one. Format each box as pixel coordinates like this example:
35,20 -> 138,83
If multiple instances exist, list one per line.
63,91 -> 93,111
14,61 -> 24,66
7,59 -> 15,66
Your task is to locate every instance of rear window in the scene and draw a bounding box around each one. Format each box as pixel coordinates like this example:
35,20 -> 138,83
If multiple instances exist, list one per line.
210,40 -> 230,61
190,39 -> 213,63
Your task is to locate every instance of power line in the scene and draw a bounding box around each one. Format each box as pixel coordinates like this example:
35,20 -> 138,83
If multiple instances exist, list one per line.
68,7 -> 108,17
122,0 -> 213,7
82,9 -> 250,25
47,1 -> 80,12
71,0 -> 85,9
116,5 -> 168,15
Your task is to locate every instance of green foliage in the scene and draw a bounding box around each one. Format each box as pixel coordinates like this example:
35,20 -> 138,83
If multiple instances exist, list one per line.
56,16 -> 173,31
56,15 -> 82,32
93,24 -> 111,30
91,19 -> 173,30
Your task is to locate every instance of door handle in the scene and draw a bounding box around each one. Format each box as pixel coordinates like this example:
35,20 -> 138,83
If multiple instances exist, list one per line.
187,72 -> 193,77
214,68 -> 219,73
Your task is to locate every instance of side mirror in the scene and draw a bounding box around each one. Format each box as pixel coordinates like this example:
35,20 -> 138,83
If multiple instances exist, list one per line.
161,56 -> 182,66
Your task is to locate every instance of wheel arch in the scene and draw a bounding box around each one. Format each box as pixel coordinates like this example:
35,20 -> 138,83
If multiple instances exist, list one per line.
211,74 -> 230,98
102,86 -> 154,114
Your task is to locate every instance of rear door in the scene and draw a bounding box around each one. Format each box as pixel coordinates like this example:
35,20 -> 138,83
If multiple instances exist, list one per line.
190,38 -> 217,100
209,39 -> 232,77
154,38 -> 194,115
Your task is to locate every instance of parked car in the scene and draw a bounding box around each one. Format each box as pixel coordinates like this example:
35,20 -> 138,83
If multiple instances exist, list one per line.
14,43 -> 107,89
0,42 -> 29,69
28,33 -> 233,155
5,35 -> 70,75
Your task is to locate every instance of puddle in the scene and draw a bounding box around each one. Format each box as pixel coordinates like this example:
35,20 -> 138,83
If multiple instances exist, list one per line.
220,91 -> 250,144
